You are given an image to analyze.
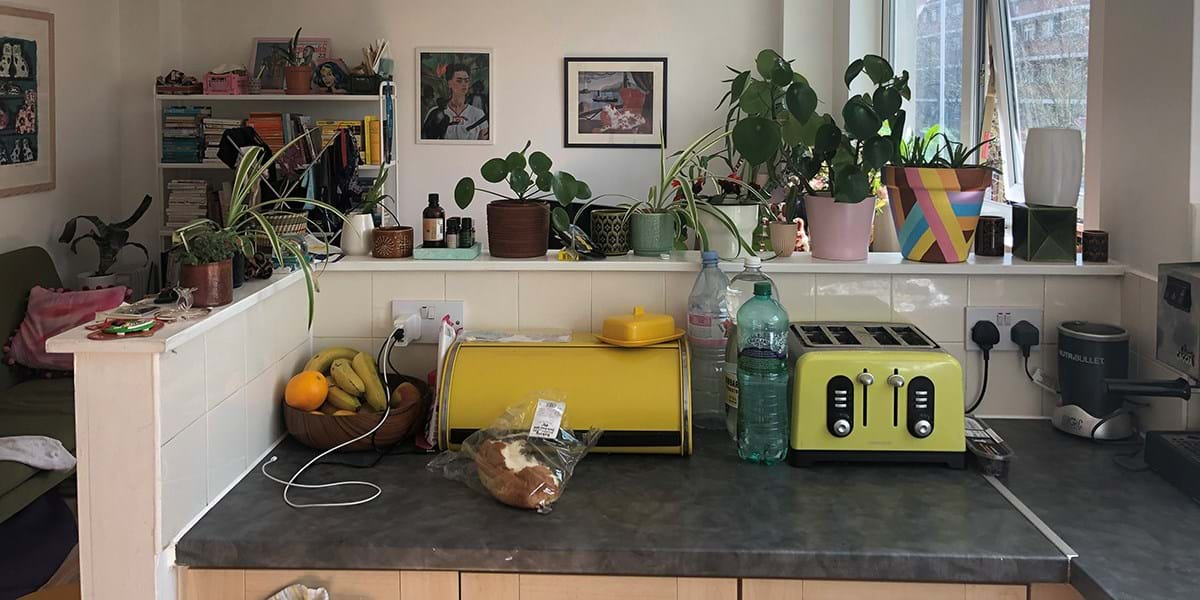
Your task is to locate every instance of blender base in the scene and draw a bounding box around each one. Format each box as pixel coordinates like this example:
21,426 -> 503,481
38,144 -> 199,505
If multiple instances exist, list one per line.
1051,404 -> 1136,440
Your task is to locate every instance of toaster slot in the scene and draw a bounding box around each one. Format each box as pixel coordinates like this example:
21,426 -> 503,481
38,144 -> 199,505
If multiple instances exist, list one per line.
865,326 -> 901,346
828,326 -> 861,346
798,325 -> 832,346
907,376 -> 935,438
827,376 -> 854,438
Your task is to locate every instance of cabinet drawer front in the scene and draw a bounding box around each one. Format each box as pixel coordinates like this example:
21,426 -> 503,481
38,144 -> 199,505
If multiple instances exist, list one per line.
243,570 -> 400,600
519,575 -> 677,600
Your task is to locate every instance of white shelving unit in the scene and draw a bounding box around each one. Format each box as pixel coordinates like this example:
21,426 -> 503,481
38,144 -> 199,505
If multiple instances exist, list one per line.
154,81 -> 397,244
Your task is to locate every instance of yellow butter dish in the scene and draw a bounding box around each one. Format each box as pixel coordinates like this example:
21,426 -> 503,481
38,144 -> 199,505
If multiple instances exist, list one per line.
596,306 -> 685,347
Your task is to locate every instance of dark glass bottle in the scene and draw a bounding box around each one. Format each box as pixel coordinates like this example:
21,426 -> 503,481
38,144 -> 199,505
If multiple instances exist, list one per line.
422,194 -> 445,248
445,217 -> 461,249
459,217 -> 475,248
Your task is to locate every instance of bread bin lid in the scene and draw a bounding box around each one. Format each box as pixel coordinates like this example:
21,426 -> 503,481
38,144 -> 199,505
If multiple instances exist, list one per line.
601,306 -> 677,344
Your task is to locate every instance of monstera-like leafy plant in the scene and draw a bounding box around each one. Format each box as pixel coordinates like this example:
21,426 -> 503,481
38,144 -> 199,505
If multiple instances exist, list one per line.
59,194 -> 154,278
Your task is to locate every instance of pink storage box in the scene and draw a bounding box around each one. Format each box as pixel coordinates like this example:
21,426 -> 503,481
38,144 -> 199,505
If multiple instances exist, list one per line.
203,72 -> 250,95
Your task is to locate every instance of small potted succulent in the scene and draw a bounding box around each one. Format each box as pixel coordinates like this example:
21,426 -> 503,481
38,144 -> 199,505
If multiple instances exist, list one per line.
454,142 -> 591,258
276,28 -> 313,95
59,194 -> 154,289
883,127 -> 996,262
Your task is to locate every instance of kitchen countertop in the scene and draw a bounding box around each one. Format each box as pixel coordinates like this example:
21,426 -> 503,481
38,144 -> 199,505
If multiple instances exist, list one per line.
176,430 -> 1067,583
989,420 -> 1200,600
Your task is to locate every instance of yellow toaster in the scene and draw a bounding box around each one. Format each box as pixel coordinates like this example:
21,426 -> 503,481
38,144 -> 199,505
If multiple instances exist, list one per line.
437,333 -> 692,454
788,322 -> 966,468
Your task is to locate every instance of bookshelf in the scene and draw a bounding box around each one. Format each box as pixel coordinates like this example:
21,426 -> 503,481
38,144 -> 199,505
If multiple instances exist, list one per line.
154,81 -> 398,244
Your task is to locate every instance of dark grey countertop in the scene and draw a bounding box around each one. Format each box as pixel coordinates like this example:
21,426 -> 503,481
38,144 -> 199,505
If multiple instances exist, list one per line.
177,430 -> 1066,583
989,419 -> 1200,600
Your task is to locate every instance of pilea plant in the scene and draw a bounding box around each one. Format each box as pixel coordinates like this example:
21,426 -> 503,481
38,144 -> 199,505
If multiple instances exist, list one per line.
453,141 -> 592,233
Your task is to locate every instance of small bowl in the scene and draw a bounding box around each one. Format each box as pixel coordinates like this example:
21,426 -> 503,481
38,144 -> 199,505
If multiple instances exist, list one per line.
284,374 -> 429,451
597,306 -> 684,347
373,226 -> 413,259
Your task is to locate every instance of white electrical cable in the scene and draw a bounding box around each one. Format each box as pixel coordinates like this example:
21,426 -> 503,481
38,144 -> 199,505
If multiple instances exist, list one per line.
261,331 -> 398,508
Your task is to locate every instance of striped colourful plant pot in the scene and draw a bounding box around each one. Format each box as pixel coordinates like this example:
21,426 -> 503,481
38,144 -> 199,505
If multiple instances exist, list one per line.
883,166 -> 992,263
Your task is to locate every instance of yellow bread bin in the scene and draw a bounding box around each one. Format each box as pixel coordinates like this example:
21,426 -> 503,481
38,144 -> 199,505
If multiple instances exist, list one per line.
596,306 -> 685,347
438,332 -> 692,454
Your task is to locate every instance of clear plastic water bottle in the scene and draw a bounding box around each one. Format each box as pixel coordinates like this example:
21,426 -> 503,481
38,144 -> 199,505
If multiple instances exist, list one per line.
687,251 -> 731,430
737,281 -> 790,464
724,256 -> 780,439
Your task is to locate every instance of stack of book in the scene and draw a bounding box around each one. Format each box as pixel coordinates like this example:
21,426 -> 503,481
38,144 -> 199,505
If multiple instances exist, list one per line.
247,112 -> 285,153
165,179 -> 210,228
162,106 -> 211,163
202,117 -> 243,163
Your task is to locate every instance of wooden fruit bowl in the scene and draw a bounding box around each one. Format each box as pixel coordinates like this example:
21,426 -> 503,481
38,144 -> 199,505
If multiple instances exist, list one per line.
284,375 -> 430,452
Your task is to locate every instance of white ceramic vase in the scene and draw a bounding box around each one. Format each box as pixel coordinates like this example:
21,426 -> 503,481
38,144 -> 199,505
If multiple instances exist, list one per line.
341,213 -> 375,256
697,204 -> 759,259
1023,127 -> 1083,207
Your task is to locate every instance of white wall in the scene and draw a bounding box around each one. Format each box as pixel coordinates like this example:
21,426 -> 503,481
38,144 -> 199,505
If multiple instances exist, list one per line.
0,0 -> 121,279
153,0 -> 788,241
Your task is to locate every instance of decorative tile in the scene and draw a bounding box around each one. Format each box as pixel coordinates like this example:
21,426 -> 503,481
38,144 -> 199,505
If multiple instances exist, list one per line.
518,272 -> 591,332
371,272 -> 446,338
773,273 -> 816,322
204,313 -> 246,411
590,272 -> 665,332
891,276 -> 968,342
967,276 -> 1044,307
446,272 -> 518,329
160,335 -> 206,445
964,348 -> 1045,417
814,274 -> 891,321
1045,276 -> 1121,335
312,272 -> 372,338
206,388 -> 247,502
161,415 -> 206,546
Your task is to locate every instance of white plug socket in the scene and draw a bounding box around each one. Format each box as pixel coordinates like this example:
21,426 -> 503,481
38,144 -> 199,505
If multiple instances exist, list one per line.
391,300 -> 464,344
965,307 -> 1043,352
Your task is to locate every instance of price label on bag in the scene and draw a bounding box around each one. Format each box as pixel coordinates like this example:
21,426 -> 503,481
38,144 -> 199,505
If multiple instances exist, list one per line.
529,400 -> 565,439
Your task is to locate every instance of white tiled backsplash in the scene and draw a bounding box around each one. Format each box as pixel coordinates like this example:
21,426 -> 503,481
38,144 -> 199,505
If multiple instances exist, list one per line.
309,270 -> 1139,422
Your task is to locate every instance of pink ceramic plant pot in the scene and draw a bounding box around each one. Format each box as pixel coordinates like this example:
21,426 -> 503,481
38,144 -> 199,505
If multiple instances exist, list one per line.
804,193 -> 875,261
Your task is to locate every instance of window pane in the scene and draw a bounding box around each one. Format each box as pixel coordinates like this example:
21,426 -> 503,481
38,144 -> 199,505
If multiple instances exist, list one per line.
892,0 -> 965,140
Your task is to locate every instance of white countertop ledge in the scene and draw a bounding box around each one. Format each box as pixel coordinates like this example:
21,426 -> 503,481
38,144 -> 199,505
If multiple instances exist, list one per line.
323,251 -> 1125,276
46,271 -> 305,355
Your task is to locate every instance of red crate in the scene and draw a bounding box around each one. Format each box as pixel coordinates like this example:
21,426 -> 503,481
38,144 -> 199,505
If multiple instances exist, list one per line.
203,72 -> 250,95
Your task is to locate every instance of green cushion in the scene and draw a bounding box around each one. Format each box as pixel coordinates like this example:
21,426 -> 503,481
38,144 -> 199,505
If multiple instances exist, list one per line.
0,246 -> 63,392
0,377 -> 74,523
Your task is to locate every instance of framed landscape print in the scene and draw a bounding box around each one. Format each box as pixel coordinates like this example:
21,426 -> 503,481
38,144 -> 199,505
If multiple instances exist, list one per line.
565,57 -> 666,148
250,36 -> 331,93
417,48 -> 492,144
0,6 -> 52,197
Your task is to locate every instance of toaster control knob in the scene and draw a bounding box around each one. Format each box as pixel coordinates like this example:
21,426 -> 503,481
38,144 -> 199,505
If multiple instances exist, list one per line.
832,419 -> 852,437
912,419 -> 933,438
857,372 -> 875,386
887,373 -> 905,388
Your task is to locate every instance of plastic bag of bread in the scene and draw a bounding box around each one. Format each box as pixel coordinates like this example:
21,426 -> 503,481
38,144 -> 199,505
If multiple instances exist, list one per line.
428,392 -> 600,513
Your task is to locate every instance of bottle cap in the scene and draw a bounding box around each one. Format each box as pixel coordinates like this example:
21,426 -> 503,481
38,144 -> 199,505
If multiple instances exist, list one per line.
700,250 -> 719,264
744,256 -> 761,268
428,193 -> 439,205
754,281 -> 772,296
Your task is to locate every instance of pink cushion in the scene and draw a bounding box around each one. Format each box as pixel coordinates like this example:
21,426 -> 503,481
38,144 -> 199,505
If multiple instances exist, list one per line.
9,286 -> 127,371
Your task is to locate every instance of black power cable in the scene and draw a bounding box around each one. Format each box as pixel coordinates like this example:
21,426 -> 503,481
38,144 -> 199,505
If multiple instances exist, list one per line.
966,321 -> 1000,414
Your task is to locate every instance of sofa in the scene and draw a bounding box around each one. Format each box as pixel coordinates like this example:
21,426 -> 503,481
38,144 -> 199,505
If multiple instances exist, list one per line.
0,246 -> 78,597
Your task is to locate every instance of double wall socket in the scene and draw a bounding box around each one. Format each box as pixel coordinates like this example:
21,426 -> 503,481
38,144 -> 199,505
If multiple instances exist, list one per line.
391,300 -> 464,344
965,307 -> 1043,352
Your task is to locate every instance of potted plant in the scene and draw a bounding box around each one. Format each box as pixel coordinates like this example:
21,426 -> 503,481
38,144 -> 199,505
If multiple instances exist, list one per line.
59,194 -> 154,289
883,128 -> 995,262
793,54 -> 911,261
453,142 -> 591,259
341,165 -> 394,256
177,227 -> 238,307
276,28 -> 313,95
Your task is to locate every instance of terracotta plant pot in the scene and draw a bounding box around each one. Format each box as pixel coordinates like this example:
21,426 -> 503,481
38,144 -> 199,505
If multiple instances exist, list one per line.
630,212 -> 675,257
805,193 -> 875,261
769,221 -> 799,257
372,226 -> 413,259
284,65 -> 313,95
883,166 -> 991,263
179,259 -> 234,307
486,200 -> 549,258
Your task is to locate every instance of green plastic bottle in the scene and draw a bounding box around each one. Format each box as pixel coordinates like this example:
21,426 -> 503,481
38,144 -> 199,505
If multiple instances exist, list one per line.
736,281 -> 790,464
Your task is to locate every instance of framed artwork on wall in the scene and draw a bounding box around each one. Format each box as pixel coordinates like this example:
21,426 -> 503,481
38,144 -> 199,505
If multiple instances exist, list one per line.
250,36 -> 331,93
416,48 -> 492,144
564,57 -> 666,148
0,6 -> 53,198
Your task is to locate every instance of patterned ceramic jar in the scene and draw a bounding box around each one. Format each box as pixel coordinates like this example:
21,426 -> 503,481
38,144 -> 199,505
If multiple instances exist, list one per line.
590,209 -> 630,256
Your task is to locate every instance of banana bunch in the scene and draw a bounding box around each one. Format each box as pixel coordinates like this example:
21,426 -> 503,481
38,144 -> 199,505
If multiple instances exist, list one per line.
300,347 -> 389,415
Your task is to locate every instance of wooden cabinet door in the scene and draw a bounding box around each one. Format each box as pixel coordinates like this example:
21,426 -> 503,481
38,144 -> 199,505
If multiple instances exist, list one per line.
461,573 -> 519,600
1030,583 -> 1086,600
519,575 -> 677,600
243,569 -> 400,600
179,569 -> 245,600
400,571 -> 459,600
742,579 -> 804,600
677,578 -> 738,600
743,580 -> 1027,600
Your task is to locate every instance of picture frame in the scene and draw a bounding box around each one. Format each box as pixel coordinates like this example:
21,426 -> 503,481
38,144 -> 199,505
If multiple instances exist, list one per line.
312,58 -> 351,94
250,36 -> 331,93
564,57 -> 666,149
0,6 -> 53,198
416,48 -> 492,145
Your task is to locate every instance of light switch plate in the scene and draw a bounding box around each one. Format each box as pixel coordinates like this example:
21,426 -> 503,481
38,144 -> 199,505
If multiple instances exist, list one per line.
391,300 -> 464,344
965,307 -> 1043,352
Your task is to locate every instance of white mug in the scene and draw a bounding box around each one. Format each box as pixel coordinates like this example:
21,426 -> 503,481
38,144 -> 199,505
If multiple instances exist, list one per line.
1023,127 -> 1083,207
341,213 -> 375,256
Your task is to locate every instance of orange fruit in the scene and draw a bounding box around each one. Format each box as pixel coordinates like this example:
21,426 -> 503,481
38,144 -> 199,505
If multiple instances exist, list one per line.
285,371 -> 329,411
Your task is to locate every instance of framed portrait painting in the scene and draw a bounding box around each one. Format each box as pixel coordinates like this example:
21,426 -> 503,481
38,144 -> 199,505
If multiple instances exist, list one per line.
417,48 -> 491,145
250,36 -> 331,93
0,6 -> 52,198
564,57 -> 666,148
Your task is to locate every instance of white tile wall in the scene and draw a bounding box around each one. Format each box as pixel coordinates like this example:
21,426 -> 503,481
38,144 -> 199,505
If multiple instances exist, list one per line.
967,276 -> 1044,307
1045,276 -> 1122,334
160,415 -> 206,545
244,360 -> 285,460
663,272 -> 694,328
275,280 -> 311,360
964,347 -> 1046,417
206,388 -> 247,502
371,272 -> 446,337
518,271 -> 591,331
160,335 -> 206,444
1136,274 -> 1159,358
814,274 -> 892,321
774,274 -> 816,321
590,272 -> 665,332
446,272 -> 518,329
892,276 -> 968,343
313,272 -> 372,338
243,293 -> 275,379
204,313 -> 246,411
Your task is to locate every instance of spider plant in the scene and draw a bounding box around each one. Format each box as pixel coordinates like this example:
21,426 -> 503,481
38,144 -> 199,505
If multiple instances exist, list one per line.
898,125 -> 944,167
354,164 -> 400,224
174,135 -> 347,325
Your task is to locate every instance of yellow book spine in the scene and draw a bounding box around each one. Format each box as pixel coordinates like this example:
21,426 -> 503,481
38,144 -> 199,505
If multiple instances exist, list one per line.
368,118 -> 383,165
363,117 -> 374,165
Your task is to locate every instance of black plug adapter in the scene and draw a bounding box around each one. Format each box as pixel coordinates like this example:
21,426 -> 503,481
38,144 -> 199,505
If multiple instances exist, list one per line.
1010,320 -> 1040,358
971,320 -> 1001,359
